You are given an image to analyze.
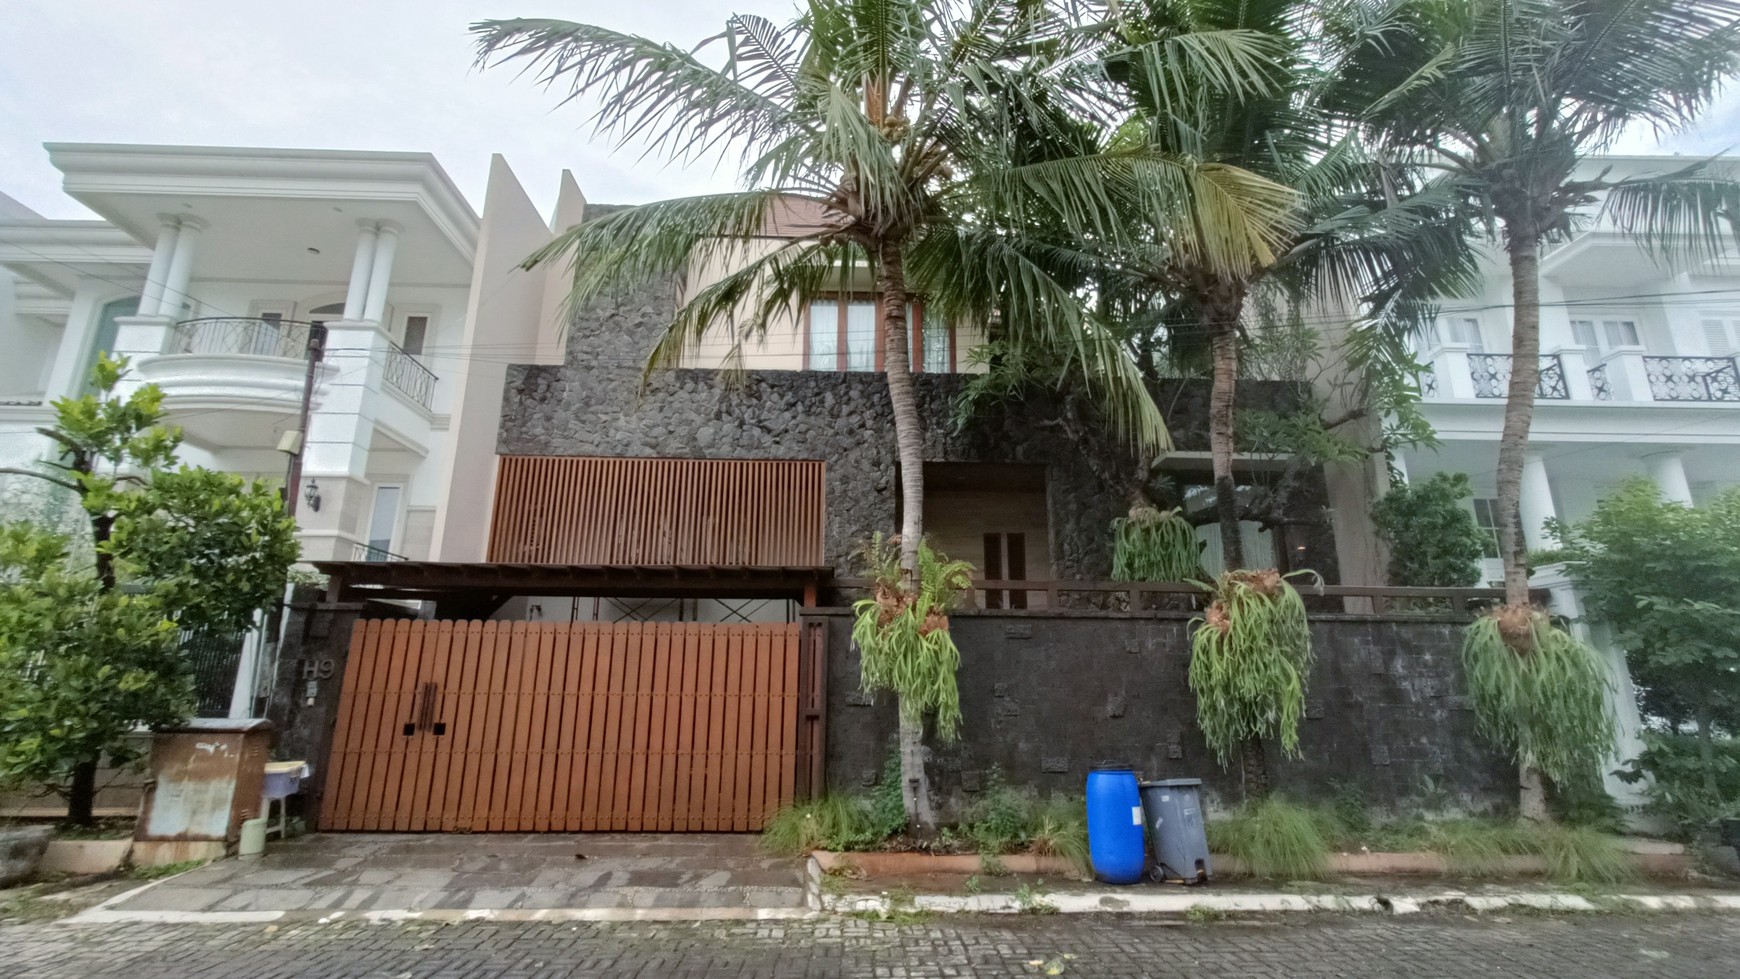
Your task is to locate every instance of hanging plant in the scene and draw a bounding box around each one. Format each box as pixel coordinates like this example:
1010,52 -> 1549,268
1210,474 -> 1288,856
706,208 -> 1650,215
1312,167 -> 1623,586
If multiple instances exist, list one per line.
1462,605 -> 1616,785
1111,504 -> 1200,582
1188,568 -> 1318,766
852,533 -> 975,741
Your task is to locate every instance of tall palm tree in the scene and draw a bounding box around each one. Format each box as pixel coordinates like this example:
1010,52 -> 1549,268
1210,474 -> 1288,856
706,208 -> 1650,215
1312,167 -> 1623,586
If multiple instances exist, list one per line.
1086,0 -> 1477,797
1327,0 -> 1740,820
472,0 -> 1290,830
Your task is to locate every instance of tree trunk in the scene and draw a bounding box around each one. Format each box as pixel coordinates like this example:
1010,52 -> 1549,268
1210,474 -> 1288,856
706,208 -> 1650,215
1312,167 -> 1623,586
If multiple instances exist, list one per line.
877,237 -> 936,834
1499,229 -> 1548,821
1497,232 -> 1542,607
1519,764 -> 1550,824
1207,305 -> 1244,572
1239,737 -> 1270,802
91,513 -> 116,593
1698,708 -> 1720,797
67,757 -> 99,827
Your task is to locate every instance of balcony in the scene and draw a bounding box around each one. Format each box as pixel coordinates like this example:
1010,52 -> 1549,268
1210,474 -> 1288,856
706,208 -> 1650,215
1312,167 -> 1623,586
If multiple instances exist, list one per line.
170,316 -> 314,360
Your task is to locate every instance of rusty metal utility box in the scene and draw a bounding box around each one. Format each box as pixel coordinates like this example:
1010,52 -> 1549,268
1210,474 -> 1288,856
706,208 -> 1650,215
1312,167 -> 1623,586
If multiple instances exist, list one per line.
136,719 -> 272,851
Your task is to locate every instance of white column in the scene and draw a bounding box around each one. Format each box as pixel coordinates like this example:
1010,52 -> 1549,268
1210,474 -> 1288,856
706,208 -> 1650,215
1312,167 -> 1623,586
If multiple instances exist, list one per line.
360,221 -> 400,324
136,216 -> 180,317
1519,453 -> 1558,551
157,216 -> 205,320
341,220 -> 380,321
1645,451 -> 1694,505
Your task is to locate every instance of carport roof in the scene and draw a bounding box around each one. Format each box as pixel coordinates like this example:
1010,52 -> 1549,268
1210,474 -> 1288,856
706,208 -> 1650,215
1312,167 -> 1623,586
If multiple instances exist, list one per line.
312,561 -> 833,603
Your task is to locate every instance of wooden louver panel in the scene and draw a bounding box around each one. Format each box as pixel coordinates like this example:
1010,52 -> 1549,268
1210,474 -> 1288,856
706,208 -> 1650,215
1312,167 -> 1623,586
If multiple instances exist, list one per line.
320,618 -> 800,833
487,456 -> 826,566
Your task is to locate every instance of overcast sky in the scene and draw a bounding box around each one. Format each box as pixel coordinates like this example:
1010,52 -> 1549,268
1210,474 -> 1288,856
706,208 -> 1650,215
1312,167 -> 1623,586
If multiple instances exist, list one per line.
5,0 -> 1739,223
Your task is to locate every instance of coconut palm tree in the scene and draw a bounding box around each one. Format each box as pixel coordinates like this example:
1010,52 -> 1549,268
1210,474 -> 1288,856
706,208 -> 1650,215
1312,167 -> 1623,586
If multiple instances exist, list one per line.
471,0 -> 1292,830
1325,0 -> 1740,820
1084,0 -> 1477,797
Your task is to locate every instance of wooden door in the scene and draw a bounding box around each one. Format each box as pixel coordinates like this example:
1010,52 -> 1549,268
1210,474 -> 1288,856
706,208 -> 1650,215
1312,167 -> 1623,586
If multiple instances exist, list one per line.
320,619 -> 799,832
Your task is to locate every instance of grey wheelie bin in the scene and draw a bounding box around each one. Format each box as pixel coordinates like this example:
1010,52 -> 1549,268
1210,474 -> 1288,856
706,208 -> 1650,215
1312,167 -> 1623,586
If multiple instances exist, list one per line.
1139,778 -> 1211,884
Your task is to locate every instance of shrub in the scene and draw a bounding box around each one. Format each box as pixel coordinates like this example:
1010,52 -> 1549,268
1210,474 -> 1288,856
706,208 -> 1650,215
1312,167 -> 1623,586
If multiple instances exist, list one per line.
1206,796 -> 1330,880
1369,472 -> 1487,588
1028,796 -> 1091,879
1618,732 -> 1740,841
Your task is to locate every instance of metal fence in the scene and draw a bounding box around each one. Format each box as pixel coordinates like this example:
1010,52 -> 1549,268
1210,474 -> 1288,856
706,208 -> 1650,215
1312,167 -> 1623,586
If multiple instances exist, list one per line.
181,630 -> 245,717
1644,356 -> 1740,402
171,317 -> 314,359
383,341 -> 437,409
1468,353 -> 1570,400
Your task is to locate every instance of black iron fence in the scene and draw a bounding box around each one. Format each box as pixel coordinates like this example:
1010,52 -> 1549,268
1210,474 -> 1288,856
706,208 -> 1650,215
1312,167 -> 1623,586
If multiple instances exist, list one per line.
1468,353 -> 1571,400
181,630 -> 246,717
383,341 -> 436,409
1644,356 -> 1740,402
171,317 -> 314,359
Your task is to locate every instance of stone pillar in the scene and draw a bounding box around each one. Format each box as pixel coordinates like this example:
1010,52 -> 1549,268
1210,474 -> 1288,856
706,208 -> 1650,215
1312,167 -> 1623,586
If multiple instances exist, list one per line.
361,221 -> 400,324
341,221 -> 379,322
157,216 -> 205,320
1519,453 -> 1558,551
136,216 -> 181,317
1645,451 -> 1694,505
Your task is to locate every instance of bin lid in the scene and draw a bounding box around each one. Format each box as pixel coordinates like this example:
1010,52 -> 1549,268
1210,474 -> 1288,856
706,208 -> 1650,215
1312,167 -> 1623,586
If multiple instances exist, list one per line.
1140,778 -> 1202,788
1089,761 -> 1134,772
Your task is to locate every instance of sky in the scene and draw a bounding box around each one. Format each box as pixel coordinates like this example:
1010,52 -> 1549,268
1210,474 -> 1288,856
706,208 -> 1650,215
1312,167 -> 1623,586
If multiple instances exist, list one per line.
5,0 -> 1740,223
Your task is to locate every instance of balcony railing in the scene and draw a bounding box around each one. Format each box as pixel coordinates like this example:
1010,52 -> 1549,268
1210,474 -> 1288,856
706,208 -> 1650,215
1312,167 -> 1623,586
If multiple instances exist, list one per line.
170,317 -> 314,359
1467,353 -> 1571,400
1587,363 -> 1613,401
1643,356 -> 1740,402
351,542 -> 408,562
383,341 -> 436,410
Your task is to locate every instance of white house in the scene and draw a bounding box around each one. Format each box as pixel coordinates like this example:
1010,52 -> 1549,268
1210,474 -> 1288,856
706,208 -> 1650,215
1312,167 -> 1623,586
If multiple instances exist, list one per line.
1402,155 -> 1740,582
0,143 -> 587,715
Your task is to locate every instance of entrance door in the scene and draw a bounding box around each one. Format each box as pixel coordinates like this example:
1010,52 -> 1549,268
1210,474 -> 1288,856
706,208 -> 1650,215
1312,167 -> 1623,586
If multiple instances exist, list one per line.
320,619 -> 799,832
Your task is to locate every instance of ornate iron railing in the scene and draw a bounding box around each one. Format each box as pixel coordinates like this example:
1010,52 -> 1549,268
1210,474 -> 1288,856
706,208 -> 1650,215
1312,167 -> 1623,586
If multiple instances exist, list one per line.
1587,364 -> 1613,401
382,340 -> 436,410
1419,369 -> 1439,398
1643,356 -> 1740,402
170,317 -> 314,359
1467,353 -> 1570,400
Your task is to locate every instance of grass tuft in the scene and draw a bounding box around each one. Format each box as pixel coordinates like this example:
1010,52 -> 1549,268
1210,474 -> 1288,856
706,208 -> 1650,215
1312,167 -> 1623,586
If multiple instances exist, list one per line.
1206,796 -> 1330,880
1531,824 -> 1637,885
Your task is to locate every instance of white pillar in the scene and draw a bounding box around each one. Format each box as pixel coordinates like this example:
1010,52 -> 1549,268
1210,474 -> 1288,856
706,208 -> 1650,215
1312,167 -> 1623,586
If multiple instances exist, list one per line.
341,220 -> 380,321
361,221 -> 400,324
157,216 -> 205,320
137,216 -> 180,317
1519,454 -> 1558,551
1645,451 -> 1694,505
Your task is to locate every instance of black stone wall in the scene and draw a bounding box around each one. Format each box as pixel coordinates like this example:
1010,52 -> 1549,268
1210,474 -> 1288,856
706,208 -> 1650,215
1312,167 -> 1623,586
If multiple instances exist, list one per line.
819,610 -> 1512,815
498,278 -> 1341,580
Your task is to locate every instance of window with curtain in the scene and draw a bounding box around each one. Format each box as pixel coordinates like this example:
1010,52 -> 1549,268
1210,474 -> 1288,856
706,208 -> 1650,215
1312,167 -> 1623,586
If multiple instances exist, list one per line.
807,295 -> 953,372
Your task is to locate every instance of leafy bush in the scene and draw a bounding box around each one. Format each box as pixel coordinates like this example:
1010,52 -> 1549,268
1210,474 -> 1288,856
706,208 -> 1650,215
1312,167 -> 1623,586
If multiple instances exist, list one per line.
962,774 -> 1032,853
1618,732 -> 1740,841
1369,473 -> 1487,588
1206,796 -> 1330,880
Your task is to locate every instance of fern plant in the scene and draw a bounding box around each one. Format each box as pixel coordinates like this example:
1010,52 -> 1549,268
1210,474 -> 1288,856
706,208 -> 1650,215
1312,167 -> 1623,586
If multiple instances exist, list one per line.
1188,569 -> 1317,766
853,533 -> 975,741
1462,606 -> 1616,789
1111,504 -> 1200,582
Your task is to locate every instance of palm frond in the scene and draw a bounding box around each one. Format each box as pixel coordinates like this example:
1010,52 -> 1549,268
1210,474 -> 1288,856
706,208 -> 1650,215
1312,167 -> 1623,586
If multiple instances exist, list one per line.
1599,163 -> 1740,269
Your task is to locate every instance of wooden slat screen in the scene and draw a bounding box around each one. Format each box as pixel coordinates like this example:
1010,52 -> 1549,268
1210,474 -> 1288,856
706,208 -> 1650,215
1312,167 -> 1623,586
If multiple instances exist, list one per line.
320,618 -> 800,833
488,456 -> 825,565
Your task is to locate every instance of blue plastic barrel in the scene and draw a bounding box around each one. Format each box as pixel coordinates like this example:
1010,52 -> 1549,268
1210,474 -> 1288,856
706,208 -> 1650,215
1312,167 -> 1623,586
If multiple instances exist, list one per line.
1086,766 -> 1146,884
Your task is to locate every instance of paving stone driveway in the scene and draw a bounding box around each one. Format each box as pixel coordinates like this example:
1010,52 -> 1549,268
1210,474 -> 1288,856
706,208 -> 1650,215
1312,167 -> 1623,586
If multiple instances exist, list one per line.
5,913 -> 1740,978
105,833 -> 804,913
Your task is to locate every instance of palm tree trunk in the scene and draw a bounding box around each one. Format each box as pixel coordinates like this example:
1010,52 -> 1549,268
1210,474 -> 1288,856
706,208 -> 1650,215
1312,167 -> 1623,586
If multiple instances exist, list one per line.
1207,309 -> 1244,572
1497,233 -> 1541,608
1499,228 -> 1549,821
877,237 -> 936,834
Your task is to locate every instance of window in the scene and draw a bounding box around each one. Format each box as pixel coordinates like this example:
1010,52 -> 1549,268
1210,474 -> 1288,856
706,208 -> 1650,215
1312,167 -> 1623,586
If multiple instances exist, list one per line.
1434,316 -> 1484,351
1702,317 -> 1739,357
1570,318 -> 1641,351
1471,498 -> 1503,559
365,485 -> 402,561
400,315 -> 428,356
805,295 -> 954,372
84,297 -> 140,389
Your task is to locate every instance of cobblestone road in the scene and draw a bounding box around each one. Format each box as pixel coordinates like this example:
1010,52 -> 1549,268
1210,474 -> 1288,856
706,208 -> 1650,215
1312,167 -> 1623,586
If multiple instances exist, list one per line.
4,913 -> 1738,978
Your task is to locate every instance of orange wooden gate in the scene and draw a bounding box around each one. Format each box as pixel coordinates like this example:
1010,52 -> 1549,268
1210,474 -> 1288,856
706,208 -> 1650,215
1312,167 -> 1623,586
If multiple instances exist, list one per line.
320,619 -> 799,832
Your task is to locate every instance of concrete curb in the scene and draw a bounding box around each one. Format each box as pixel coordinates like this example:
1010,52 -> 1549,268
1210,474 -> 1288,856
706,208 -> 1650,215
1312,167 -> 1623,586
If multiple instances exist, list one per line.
820,888 -> 1740,917
66,906 -> 822,925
